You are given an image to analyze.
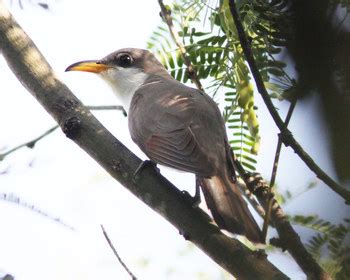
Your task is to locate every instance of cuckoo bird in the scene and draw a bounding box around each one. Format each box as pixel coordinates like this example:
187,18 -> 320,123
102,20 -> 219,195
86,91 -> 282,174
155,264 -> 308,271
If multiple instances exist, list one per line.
66,48 -> 262,243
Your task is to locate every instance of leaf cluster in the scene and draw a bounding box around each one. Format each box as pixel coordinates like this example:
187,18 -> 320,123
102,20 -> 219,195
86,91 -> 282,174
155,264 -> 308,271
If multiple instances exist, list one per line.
291,215 -> 350,279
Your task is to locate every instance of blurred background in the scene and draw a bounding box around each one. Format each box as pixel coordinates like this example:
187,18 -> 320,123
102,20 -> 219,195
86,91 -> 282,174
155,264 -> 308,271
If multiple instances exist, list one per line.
0,0 -> 349,279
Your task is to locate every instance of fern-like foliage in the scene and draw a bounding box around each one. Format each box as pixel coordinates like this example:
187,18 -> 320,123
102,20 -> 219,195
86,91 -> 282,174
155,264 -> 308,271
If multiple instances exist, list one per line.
272,181 -> 349,278
291,215 -> 350,279
147,0 -> 295,172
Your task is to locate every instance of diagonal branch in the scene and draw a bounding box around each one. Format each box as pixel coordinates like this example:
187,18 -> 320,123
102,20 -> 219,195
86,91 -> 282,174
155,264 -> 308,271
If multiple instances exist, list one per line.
234,159 -> 331,280
0,1 -> 287,279
228,0 -> 350,204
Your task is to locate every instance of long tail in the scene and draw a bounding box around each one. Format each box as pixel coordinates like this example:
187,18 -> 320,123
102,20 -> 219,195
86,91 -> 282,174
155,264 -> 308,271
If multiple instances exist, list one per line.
199,173 -> 263,243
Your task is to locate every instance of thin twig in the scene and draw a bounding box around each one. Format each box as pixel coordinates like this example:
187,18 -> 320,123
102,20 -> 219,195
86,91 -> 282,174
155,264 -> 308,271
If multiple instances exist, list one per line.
0,125 -> 59,161
158,0 -> 204,91
0,192 -> 74,230
0,105 -> 126,161
228,0 -> 350,203
262,98 -> 297,240
270,97 -> 297,193
100,225 -> 137,280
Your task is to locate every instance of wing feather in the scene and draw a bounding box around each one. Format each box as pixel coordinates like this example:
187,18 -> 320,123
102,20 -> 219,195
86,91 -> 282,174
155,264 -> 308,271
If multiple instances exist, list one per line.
145,127 -> 211,175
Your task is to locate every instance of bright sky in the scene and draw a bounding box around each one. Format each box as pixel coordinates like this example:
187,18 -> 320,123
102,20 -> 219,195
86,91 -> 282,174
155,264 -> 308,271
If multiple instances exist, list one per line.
0,0 -> 347,279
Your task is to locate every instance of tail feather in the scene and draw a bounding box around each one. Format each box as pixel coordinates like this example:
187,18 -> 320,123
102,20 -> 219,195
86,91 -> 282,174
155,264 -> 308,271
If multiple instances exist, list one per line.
199,173 -> 263,243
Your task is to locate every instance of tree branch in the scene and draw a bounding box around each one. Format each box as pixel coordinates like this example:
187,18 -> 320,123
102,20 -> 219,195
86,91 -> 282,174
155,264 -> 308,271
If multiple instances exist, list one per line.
228,0 -> 350,204
234,162 -> 332,280
0,1 -> 288,279
101,225 -> 137,280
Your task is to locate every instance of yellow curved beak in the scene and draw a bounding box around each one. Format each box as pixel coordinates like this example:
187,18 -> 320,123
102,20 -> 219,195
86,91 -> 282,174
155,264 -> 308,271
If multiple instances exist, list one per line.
65,60 -> 110,73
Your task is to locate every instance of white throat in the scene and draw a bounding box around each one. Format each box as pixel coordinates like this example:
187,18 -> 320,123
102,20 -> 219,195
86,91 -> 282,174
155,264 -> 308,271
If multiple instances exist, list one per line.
101,67 -> 148,112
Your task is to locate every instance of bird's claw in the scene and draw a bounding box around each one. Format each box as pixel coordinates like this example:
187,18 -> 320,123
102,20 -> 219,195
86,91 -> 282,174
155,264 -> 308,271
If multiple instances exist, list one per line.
133,160 -> 159,180
181,189 -> 201,208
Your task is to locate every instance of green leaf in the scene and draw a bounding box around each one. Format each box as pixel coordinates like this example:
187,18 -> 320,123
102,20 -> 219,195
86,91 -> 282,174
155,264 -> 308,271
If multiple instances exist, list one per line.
241,160 -> 256,171
176,68 -> 183,82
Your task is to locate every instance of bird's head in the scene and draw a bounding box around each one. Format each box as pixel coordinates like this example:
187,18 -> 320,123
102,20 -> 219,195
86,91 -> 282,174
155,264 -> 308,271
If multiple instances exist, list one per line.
65,48 -> 170,110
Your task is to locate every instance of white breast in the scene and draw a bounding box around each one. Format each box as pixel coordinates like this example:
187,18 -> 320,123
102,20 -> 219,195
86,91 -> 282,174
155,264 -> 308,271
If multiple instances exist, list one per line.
100,67 -> 149,112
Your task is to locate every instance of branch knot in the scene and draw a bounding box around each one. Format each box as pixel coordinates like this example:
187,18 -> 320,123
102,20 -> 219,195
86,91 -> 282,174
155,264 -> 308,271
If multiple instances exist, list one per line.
63,116 -> 81,139
279,129 -> 293,147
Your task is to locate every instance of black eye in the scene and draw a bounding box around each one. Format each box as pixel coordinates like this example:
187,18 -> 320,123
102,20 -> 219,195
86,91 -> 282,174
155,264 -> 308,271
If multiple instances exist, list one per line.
118,54 -> 133,67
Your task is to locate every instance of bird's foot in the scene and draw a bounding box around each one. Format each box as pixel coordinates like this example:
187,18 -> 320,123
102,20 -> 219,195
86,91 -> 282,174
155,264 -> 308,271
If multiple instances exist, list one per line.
133,160 -> 159,181
182,180 -> 201,208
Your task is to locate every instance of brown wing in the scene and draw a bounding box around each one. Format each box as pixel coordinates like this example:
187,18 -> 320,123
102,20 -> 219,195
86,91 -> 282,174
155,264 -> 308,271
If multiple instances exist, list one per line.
145,123 -> 213,176
128,79 -> 227,177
